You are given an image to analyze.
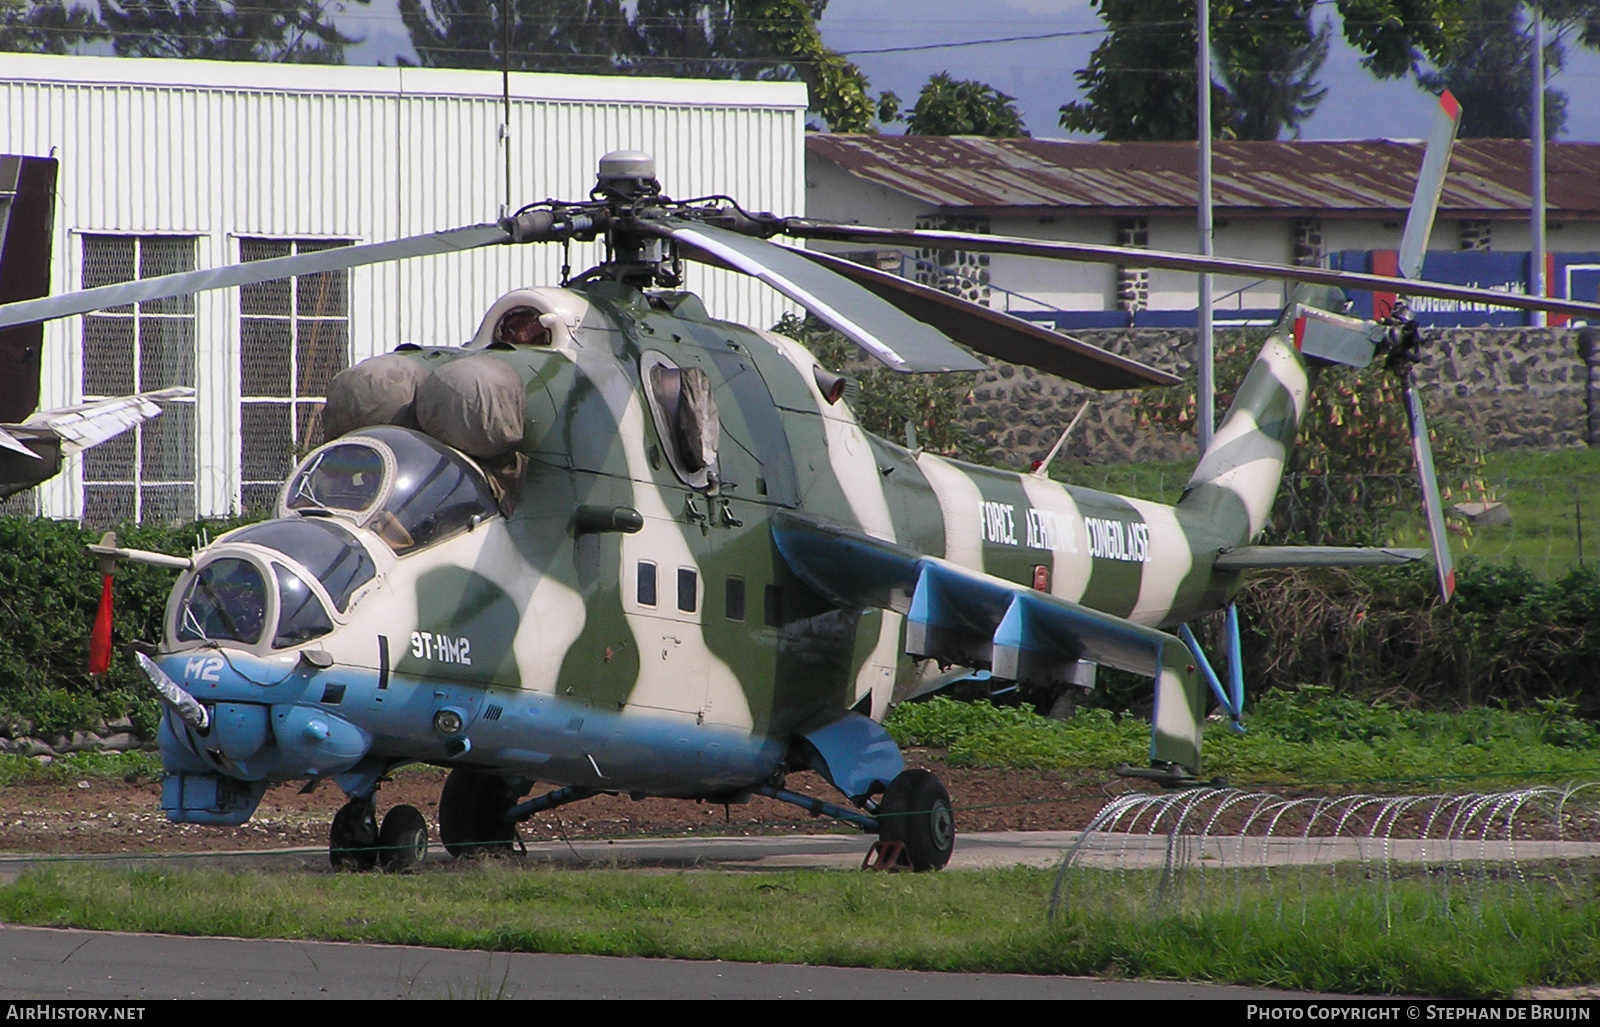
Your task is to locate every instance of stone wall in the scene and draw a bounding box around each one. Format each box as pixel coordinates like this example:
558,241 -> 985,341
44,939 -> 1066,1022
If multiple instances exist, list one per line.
960,326 -> 1593,468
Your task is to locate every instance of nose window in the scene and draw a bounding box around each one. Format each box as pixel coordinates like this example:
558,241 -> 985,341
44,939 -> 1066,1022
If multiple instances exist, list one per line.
177,558 -> 268,646
272,564 -> 334,648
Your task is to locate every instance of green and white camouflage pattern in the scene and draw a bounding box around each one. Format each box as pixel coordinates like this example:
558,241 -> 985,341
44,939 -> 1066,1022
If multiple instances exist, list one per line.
163,276 -> 1320,798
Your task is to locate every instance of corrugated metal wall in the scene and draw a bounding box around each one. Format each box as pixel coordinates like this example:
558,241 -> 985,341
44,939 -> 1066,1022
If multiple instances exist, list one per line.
0,55 -> 807,521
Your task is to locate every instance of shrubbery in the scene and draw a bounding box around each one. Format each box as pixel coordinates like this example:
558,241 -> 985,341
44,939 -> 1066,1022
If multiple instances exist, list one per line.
1232,560 -> 1600,716
0,515 -> 255,737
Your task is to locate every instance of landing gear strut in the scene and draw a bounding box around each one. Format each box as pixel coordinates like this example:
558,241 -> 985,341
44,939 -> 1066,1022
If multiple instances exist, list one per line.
330,796 -> 432,871
329,797 -> 378,870
437,768 -> 522,858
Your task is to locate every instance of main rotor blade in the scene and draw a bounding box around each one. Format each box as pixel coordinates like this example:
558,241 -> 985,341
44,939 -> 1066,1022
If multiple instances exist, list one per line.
0,223 -> 512,330
1398,91 -> 1462,281
784,223 -> 1600,322
1400,374 -> 1457,602
656,221 -> 986,373
792,248 -> 1179,389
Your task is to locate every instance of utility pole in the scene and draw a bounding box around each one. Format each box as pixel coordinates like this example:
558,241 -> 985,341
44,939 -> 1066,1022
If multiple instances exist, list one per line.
1197,0 -> 1216,451
1530,1 -> 1547,328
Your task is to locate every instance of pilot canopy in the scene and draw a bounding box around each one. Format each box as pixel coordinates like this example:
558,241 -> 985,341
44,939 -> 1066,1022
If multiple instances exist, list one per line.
279,426 -> 499,553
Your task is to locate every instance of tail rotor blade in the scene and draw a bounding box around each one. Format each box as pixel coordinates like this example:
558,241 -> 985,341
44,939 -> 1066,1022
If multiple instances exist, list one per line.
1400,372 -> 1456,602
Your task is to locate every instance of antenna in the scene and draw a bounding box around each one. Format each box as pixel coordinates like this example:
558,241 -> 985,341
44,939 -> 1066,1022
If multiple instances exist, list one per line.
1030,400 -> 1091,479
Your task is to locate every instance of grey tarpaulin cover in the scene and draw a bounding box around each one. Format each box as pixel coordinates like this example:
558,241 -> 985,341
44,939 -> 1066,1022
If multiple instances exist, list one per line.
322,352 -> 426,440
414,354 -> 526,459
675,366 -> 719,472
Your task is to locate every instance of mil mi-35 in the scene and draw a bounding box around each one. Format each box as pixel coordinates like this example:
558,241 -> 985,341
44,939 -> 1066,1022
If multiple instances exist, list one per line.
4,93 -> 1595,871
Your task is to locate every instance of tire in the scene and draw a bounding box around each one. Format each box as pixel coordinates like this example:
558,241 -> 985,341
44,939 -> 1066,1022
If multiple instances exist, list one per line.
329,799 -> 379,870
438,769 -> 520,858
877,769 -> 955,872
377,804 -> 430,872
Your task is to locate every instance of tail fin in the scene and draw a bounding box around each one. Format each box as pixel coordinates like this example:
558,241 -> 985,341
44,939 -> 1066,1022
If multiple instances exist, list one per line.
1177,286 -> 1348,548
0,155 -> 58,424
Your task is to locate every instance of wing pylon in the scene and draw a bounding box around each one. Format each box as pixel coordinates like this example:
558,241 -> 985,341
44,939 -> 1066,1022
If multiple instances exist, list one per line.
771,512 -> 1204,772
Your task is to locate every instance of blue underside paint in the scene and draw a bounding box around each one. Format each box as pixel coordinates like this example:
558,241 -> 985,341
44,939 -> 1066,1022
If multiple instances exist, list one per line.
152,649 -> 792,824
795,712 -> 904,802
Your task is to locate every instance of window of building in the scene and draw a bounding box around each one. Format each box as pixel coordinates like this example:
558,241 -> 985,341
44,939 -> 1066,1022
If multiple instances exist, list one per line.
238,238 -> 351,513
80,234 -> 197,526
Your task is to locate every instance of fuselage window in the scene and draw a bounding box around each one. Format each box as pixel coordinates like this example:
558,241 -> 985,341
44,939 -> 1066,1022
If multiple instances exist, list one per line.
495,305 -> 551,346
637,561 -> 657,607
677,568 -> 698,614
725,576 -> 745,622
764,585 -> 782,627
640,352 -> 720,491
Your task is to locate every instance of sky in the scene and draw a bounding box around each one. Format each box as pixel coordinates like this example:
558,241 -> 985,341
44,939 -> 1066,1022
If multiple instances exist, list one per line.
332,0 -> 1600,142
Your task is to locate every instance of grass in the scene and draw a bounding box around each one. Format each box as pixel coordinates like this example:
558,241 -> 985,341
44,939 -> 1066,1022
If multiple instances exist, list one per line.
0,750 -> 162,787
1460,447 -> 1600,577
1,861 -> 1596,996
1049,447 -> 1600,579
884,694 -> 1600,790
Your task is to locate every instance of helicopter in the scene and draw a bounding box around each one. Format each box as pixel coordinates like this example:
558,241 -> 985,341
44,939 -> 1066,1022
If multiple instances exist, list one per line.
0,154 -> 188,504
5,92 -> 1598,872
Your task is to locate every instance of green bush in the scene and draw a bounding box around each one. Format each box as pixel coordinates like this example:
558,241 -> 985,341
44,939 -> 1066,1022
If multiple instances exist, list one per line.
1233,560 -> 1600,716
0,515 -> 256,737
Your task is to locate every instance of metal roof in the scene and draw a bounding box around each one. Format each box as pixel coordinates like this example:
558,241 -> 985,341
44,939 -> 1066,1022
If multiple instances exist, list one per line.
807,135 -> 1600,220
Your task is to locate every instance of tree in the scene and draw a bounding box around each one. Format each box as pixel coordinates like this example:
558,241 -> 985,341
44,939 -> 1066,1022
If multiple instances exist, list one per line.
1215,11 -> 1330,140
0,0 -> 108,54
397,0 -> 883,133
0,0 -> 366,63
1417,0 -> 1590,138
1060,0 -> 1463,141
886,72 -> 1029,137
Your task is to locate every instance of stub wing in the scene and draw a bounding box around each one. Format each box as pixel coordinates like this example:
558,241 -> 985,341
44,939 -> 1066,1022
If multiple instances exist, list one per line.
771,511 -> 1205,773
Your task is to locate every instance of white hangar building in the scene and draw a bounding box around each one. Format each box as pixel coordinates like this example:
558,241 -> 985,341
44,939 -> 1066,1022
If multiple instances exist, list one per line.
1,54 -> 807,524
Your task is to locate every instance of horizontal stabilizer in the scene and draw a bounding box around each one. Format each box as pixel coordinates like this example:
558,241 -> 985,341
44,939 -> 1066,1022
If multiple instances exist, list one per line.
1214,546 -> 1427,570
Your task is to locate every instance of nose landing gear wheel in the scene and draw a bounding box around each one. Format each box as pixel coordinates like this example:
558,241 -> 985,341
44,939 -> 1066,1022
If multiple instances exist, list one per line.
875,769 -> 955,872
330,798 -> 379,870
438,769 -> 521,858
378,804 -> 430,871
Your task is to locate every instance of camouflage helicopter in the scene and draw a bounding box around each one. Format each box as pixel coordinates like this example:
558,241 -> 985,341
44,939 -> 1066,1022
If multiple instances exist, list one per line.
5,94 -> 1599,873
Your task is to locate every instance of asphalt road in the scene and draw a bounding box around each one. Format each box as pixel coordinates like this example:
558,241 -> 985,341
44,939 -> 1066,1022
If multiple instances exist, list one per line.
0,924 -> 1319,1000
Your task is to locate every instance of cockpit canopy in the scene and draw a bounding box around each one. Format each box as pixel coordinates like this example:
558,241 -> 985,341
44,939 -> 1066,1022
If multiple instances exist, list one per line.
172,518 -> 374,651
279,426 -> 499,553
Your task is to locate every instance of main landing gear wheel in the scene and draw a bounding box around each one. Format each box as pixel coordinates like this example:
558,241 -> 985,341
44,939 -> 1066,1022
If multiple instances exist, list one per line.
876,769 -> 955,872
377,804 -> 430,872
438,769 -> 521,858
329,798 -> 379,870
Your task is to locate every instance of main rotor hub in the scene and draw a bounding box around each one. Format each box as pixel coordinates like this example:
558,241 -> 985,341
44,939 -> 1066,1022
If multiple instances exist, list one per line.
596,150 -> 660,203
